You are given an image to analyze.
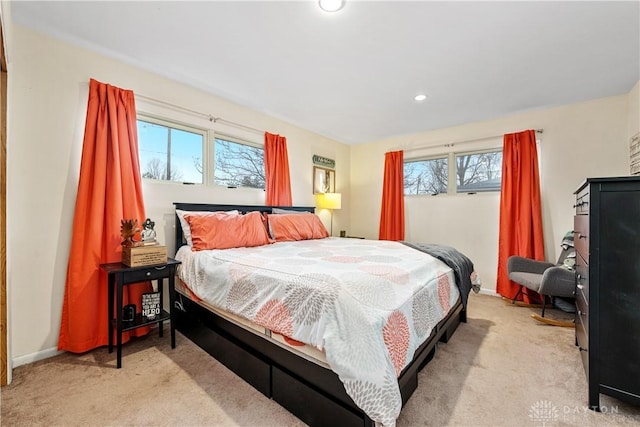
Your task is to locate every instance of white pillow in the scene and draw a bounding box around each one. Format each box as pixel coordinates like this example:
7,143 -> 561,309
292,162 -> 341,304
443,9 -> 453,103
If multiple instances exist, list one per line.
176,209 -> 239,246
271,207 -> 307,214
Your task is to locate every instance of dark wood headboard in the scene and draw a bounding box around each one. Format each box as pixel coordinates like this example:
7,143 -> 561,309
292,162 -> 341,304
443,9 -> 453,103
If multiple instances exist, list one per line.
173,203 -> 316,253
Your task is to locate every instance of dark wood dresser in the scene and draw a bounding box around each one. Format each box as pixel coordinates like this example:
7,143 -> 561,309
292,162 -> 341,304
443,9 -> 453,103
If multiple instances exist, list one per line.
574,176 -> 640,411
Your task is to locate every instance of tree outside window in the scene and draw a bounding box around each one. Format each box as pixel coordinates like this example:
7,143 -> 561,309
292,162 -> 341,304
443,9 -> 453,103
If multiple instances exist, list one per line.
404,157 -> 448,195
403,149 -> 502,195
214,137 -> 265,189
455,151 -> 502,192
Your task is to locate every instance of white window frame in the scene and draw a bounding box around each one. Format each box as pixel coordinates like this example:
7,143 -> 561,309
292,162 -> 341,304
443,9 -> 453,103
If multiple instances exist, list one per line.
137,112 -> 265,191
453,147 -> 503,194
212,133 -> 266,190
404,155 -> 449,196
137,113 -> 209,185
404,146 -> 503,196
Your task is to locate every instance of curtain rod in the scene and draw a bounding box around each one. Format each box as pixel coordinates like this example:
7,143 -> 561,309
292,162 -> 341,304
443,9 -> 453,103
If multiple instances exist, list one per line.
135,93 -> 264,135
400,129 -> 544,153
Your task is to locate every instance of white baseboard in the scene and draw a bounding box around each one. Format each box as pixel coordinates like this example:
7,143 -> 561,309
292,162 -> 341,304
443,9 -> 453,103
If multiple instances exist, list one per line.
13,347 -> 63,368
477,288 -> 500,297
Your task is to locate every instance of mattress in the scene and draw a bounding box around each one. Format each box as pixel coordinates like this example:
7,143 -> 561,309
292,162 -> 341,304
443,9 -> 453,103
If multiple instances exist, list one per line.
176,278 -> 331,369
175,237 -> 460,426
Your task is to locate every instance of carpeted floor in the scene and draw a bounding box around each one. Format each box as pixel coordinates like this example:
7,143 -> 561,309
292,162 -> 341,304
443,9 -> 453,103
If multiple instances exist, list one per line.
2,293 -> 639,426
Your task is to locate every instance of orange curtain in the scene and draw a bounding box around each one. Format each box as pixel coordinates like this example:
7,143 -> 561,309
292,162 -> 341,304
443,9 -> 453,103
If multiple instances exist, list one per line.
264,132 -> 292,206
496,130 -> 545,303
58,79 -> 151,353
379,150 -> 405,241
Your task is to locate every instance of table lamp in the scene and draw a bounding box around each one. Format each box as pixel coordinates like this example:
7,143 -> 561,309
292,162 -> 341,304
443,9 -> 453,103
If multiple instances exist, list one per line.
315,192 -> 341,236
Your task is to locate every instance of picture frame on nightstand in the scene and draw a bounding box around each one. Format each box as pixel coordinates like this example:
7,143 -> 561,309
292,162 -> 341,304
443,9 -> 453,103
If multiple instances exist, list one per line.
141,292 -> 161,320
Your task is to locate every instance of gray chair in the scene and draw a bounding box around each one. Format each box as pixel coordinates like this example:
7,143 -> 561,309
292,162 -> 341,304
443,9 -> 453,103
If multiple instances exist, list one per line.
507,232 -> 576,326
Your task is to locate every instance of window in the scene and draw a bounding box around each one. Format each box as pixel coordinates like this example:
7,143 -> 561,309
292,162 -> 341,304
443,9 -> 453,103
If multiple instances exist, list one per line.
214,136 -> 265,189
455,150 -> 502,193
137,118 -> 205,183
137,114 -> 265,189
404,148 -> 503,195
404,157 -> 448,195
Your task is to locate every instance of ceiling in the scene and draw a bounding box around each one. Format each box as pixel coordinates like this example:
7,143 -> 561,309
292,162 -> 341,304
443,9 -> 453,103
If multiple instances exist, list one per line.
11,1 -> 640,145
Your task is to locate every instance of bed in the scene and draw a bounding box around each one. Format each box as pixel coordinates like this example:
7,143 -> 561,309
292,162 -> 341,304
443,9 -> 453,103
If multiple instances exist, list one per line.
172,203 -> 473,427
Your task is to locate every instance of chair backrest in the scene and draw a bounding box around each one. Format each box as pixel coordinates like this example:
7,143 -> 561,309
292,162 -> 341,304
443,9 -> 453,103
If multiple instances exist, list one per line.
556,231 -> 575,266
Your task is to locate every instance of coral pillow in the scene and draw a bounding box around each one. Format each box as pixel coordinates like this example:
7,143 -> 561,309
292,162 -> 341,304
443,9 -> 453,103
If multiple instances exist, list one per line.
176,209 -> 239,246
268,213 -> 329,242
185,211 -> 272,250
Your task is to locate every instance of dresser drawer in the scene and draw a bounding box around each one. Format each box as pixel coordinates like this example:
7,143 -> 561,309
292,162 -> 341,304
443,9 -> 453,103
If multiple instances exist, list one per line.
576,288 -> 588,335
576,312 -> 589,381
573,215 -> 589,261
575,276 -> 589,380
575,188 -> 590,214
575,262 -> 589,301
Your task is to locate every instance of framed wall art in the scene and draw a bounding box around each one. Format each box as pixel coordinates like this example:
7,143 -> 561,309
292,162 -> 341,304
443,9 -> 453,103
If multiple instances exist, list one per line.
313,166 -> 335,194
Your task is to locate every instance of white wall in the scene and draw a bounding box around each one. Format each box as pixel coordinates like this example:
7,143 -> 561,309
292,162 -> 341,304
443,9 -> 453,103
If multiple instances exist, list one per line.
629,80 -> 639,145
6,24 -> 350,363
351,95 -> 631,294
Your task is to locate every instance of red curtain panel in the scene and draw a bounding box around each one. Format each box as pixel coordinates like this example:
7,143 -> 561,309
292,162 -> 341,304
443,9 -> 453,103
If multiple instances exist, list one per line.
264,132 -> 292,206
379,151 -> 405,241
58,79 -> 151,353
496,130 -> 545,303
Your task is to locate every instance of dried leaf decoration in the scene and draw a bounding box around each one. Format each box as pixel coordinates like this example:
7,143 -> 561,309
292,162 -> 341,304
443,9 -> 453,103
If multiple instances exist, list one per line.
120,219 -> 142,247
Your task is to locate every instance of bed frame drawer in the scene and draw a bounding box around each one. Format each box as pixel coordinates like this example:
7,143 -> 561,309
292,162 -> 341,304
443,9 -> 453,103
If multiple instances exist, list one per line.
176,308 -> 272,397
210,331 -> 271,397
272,366 -> 368,427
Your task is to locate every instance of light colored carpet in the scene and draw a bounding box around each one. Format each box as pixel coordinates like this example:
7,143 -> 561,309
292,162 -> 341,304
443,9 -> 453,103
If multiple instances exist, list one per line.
2,293 -> 639,426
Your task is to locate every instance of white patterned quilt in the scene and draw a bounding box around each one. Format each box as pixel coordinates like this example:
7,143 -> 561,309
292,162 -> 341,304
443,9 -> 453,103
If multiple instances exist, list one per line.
176,237 -> 460,427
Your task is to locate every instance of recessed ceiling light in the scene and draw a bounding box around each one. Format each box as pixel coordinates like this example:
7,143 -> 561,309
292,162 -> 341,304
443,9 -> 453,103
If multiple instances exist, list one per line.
319,0 -> 345,12
414,94 -> 427,102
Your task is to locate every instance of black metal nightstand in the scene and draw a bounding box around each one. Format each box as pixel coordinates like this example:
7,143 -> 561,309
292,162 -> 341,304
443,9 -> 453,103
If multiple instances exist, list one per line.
100,258 -> 181,368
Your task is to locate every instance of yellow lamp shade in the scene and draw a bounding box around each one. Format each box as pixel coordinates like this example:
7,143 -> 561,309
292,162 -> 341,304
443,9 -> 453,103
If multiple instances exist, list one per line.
315,192 -> 342,210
